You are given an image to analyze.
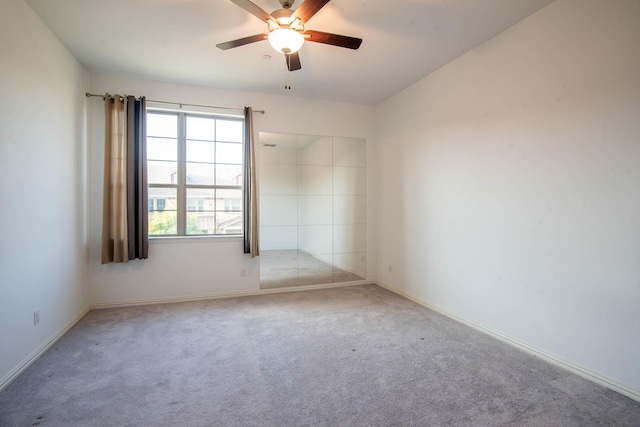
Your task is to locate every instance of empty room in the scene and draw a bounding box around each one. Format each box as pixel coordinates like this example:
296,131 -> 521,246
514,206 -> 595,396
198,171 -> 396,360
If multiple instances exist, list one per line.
1,0 -> 639,425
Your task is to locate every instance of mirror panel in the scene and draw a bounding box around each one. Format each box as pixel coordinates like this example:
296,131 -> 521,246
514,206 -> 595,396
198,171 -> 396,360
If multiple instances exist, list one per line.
259,132 -> 366,289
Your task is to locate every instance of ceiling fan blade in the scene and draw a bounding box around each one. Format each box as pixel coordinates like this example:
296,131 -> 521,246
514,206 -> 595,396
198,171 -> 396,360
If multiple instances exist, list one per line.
291,0 -> 331,23
216,34 -> 268,50
229,0 -> 278,26
304,30 -> 362,50
285,52 -> 302,71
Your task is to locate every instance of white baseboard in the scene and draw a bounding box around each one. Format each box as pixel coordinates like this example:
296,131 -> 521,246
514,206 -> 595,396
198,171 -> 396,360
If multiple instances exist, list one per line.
0,307 -> 90,393
90,280 -> 372,309
376,280 -> 640,403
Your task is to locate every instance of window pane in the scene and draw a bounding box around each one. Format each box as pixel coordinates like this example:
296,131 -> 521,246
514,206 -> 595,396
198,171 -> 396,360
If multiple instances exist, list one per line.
216,120 -> 243,142
216,164 -> 243,186
223,198 -> 242,212
186,162 -> 214,185
217,188 -> 242,211
147,137 -> 177,161
186,188 -> 215,212
216,211 -> 243,234
186,188 -> 215,235
148,187 -> 176,205
147,113 -> 177,138
148,161 -> 178,184
187,197 -> 205,212
186,116 -> 215,141
216,142 -> 243,164
187,139 -> 214,163
148,187 -> 177,235
149,211 -> 177,235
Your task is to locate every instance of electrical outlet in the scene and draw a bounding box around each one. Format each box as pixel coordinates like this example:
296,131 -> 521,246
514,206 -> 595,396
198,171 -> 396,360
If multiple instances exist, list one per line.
241,267 -> 247,277
33,310 -> 40,326
388,264 -> 393,273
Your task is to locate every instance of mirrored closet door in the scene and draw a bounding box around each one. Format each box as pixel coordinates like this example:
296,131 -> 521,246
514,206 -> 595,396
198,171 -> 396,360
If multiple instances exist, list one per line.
258,132 -> 366,289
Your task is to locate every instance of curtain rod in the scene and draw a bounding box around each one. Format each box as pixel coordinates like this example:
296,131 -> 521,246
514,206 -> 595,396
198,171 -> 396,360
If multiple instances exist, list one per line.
85,92 -> 265,114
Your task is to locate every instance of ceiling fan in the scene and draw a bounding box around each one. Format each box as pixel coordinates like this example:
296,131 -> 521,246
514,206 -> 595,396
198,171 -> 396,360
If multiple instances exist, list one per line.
216,0 -> 362,72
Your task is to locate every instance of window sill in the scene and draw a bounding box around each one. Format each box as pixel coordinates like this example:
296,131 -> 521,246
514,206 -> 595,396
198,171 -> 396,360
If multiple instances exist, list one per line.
149,235 -> 243,244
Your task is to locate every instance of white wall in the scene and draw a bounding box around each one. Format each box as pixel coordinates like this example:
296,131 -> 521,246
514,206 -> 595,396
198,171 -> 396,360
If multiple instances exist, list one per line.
87,73 -> 375,306
0,0 -> 89,388
375,0 -> 640,394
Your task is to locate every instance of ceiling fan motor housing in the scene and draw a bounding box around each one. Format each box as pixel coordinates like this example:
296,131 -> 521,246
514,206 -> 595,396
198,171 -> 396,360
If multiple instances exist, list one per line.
279,0 -> 295,9
271,9 -> 294,25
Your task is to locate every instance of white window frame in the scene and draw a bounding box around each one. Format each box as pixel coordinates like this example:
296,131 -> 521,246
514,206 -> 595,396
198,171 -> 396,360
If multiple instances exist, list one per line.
147,109 -> 244,237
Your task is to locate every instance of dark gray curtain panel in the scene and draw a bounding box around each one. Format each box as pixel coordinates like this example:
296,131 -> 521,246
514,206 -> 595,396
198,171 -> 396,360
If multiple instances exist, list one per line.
126,96 -> 148,260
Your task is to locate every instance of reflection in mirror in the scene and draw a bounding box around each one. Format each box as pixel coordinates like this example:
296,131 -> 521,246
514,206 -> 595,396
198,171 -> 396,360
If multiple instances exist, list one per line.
259,132 -> 366,289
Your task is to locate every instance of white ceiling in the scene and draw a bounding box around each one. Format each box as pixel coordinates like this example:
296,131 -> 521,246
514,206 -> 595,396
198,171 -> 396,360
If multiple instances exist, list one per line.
25,0 -> 555,105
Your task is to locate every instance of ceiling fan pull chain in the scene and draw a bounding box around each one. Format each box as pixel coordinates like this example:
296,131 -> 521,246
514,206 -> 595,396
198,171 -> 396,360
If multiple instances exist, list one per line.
285,56 -> 292,90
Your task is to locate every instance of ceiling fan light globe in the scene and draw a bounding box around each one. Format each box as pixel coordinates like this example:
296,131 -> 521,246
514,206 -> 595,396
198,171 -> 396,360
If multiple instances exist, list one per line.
268,28 -> 304,54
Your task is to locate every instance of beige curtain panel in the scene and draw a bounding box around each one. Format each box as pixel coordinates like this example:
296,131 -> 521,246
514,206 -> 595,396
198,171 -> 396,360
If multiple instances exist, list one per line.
243,107 -> 259,258
101,94 -> 149,263
102,94 -> 129,263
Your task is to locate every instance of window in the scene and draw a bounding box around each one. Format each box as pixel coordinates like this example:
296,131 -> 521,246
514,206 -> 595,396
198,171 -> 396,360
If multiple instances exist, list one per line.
146,111 -> 244,236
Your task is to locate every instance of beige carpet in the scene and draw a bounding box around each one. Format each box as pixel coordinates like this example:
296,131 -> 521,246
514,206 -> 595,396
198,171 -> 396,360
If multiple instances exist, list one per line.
1,284 -> 639,426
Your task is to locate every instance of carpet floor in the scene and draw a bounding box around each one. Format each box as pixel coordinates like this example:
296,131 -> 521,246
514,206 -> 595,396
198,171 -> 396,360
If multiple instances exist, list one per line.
1,284 -> 639,426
